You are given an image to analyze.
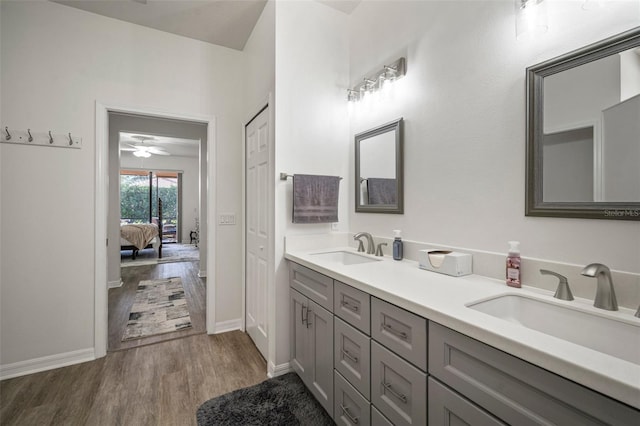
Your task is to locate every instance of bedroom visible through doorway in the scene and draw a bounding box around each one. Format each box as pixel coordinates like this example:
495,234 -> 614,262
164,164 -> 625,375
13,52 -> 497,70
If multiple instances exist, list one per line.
106,112 -> 209,353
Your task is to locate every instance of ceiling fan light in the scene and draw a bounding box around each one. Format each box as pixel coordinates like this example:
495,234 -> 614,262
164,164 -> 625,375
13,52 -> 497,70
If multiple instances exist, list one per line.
133,150 -> 151,158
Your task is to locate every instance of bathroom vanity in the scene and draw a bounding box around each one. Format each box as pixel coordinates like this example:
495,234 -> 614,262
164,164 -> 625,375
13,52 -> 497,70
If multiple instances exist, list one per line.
286,239 -> 640,425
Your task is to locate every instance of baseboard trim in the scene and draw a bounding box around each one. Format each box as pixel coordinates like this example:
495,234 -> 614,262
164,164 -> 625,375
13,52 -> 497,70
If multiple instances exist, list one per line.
198,270 -> 207,278
108,279 -> 123,289
0,348 -> 95,381
213,318 -> 242,334
267,361 -> 292,378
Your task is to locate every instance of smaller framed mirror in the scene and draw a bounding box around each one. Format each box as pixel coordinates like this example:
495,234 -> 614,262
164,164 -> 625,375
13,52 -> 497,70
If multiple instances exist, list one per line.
355,118 -> 403,214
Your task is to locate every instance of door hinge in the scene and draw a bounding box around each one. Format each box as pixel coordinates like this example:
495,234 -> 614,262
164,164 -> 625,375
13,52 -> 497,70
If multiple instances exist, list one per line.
106,238 -> 109,246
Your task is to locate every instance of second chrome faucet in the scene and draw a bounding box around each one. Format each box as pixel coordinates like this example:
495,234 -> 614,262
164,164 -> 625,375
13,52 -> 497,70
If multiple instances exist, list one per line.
354,232 -> 375,255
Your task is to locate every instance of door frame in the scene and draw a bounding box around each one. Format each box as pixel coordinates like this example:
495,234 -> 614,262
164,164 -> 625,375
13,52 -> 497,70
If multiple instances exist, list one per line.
94,101 -> 216,358
242,94 -> 275,371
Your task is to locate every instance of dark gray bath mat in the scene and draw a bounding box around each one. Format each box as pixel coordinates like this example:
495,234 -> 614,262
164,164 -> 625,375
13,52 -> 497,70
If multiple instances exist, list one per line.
196,372 -> 334,425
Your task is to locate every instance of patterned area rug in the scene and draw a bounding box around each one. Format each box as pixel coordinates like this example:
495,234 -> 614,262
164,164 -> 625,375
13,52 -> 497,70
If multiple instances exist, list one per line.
196,373 -> 334,426
121,243 -> 199,267
122,277 -> 192,341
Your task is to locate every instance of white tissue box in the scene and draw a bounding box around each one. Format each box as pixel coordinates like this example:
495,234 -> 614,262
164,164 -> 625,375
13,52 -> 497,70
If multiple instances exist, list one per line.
418,250 -> 472,277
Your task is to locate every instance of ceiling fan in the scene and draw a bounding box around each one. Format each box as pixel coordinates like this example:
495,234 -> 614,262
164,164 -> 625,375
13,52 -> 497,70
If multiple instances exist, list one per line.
121,135 -> 170,158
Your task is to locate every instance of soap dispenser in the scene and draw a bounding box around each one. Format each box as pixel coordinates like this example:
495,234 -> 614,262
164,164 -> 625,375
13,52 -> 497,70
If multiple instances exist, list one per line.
506,241 -> 521,288
393,230 -> 403,261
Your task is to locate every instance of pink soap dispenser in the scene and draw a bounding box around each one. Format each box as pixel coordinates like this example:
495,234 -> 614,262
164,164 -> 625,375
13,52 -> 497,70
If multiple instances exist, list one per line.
506,241 -> 521,288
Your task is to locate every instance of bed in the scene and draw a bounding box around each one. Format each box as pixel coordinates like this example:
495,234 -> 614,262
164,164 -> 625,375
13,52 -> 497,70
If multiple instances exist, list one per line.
120,198 -> 164,260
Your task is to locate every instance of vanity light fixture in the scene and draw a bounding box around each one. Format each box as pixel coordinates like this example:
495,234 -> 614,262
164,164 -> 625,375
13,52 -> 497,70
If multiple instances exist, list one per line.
347,57 -> 406,102
515,0 -> 548,40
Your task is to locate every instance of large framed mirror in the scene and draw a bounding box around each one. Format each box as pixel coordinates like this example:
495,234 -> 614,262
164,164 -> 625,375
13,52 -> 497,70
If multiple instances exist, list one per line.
355,118 -> 403,213
526,28 -> 640,221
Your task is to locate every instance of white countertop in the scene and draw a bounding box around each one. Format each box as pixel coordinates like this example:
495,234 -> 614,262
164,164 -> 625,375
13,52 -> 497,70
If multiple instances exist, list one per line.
285,244 -> 640,409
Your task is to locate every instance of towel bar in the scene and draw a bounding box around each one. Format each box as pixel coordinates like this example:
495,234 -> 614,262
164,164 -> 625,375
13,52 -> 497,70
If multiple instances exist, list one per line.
280,172 -> 343,181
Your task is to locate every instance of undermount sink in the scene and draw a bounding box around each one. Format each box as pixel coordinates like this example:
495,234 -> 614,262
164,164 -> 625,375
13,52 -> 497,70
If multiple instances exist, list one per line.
467,294 -> 640,365
310,250 -> 381,265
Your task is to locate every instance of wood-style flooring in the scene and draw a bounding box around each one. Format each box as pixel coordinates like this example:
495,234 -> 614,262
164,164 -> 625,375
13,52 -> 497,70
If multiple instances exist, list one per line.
0,331 -> 268,426
109,260 -> 206,351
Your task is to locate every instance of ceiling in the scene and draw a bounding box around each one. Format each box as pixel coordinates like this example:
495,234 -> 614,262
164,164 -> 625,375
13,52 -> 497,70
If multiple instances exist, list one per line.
120,132 -> 200,158
52,0 -> 361,51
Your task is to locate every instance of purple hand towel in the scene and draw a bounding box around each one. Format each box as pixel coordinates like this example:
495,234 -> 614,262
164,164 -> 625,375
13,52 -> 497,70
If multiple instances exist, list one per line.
292,174 -> 340,223
367,178 -> 397,205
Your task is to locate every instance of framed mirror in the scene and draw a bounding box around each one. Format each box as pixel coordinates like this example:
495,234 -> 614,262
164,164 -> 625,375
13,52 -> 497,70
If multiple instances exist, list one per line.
526,28 -> 640,221
355,118 -> 403,214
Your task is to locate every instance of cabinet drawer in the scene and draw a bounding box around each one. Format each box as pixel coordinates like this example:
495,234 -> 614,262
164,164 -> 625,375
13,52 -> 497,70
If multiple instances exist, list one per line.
290,262 -> 334,312
334,280 -> 370,334
371,341 -> 427,426
371,406 -> 393,426
334,371 -> 370,426
335,317 -> 371,399
429,322 -> 640,425
371,297 -> 427,371
429,377 -> 506,426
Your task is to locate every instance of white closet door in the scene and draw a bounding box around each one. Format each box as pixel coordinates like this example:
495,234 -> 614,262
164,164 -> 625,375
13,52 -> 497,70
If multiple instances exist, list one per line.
245,106 -> 270,360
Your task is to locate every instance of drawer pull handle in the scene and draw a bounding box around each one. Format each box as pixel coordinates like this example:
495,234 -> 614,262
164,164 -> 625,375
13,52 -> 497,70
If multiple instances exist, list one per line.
340,404 -> 359,424
341,300 -> 360,313
382,381 -> 408,404
306,308 -> 312,328
341,349 -> 359,364
301,305 -> 307,325
382,323 -> 408,340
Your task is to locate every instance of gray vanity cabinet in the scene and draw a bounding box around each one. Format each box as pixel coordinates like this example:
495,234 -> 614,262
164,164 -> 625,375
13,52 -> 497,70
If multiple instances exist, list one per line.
335,280 -> 371,334
371,297 -> 427,371
290,289 -> 334,418
371,341 -> 427,426
335,370 -> 371,426
429,322 -> 640,425
428,378 -> 505,426
335,317 -> 371,399
289,263 -> 335,419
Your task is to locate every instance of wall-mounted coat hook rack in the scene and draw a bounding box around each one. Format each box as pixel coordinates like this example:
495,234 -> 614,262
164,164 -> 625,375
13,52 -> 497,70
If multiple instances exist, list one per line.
1,127 -> 82,149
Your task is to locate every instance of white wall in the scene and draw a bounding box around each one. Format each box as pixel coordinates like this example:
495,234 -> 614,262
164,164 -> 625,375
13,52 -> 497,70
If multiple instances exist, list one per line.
620,48 -> 640,101
244,0 -> 275,115
121,152 -> 201,243
347,0 -> 640,274
0,1 -> 245,366
274,0 -> 349,368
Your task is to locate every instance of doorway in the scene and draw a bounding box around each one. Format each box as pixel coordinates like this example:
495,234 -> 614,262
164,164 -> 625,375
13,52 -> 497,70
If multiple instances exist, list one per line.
94,103 -> 215,358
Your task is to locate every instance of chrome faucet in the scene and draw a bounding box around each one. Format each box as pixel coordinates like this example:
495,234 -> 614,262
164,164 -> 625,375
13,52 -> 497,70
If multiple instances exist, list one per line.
581,263 -> 618,311
540,269 -> 573,301
375,242 -> 387,257
354,232 -> 375,255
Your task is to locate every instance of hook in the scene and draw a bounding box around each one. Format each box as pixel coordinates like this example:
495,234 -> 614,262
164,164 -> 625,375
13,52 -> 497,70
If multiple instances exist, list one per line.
27,129 -> 33,142
68,133 -> 73,146
4,127 -> 11,140
49,131 -> 54,144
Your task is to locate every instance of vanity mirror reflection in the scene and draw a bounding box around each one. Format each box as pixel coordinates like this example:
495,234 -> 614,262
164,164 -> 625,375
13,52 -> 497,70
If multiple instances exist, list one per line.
526,28 -> 640,220
355,118 -> 403,213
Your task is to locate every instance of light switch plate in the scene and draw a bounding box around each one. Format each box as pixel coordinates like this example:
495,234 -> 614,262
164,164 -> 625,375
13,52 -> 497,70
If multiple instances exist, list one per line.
218,214 -> 236,225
